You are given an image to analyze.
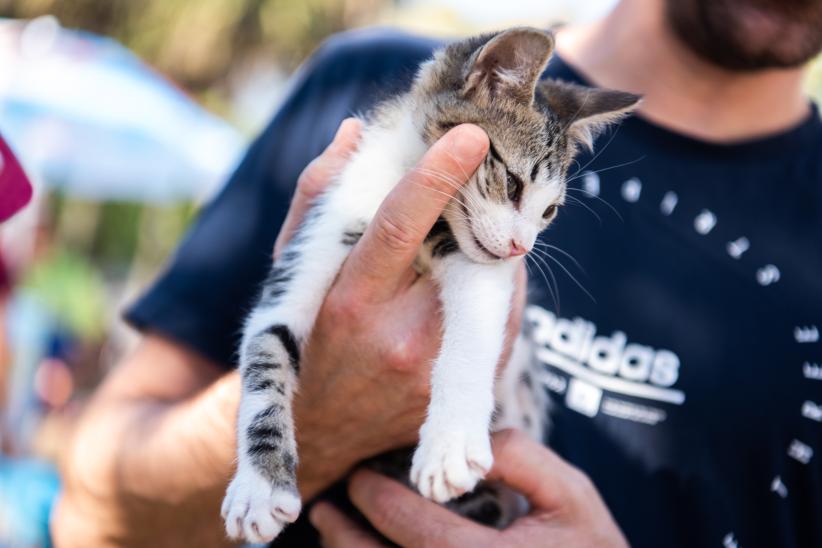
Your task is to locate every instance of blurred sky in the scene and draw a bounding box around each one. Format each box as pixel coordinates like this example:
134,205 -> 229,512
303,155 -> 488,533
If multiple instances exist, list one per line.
404,0 -> 617,26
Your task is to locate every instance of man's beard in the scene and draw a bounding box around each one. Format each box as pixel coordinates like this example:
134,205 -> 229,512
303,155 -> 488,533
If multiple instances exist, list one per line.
665,0 -> 822,71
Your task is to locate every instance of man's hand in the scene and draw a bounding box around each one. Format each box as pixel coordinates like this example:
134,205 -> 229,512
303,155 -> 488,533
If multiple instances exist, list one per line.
309,429 -> 628,548
278,118 -> 525,498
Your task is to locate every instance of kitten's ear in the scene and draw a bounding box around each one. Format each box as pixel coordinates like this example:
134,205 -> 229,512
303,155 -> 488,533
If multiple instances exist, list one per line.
539,79 -> 642,150
464,28 -> 555,105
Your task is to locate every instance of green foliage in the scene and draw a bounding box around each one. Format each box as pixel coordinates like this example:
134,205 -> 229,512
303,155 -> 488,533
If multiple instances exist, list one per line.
91,201 -> 142,267
21,247 -> 107,338
46,194 -> 196,286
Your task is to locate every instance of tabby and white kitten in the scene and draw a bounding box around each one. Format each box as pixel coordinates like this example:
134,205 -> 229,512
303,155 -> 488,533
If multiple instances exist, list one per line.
222,27 -> 639,543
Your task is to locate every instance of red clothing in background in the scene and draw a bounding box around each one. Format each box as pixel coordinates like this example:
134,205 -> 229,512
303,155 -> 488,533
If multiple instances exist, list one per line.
0,134 -> 32,222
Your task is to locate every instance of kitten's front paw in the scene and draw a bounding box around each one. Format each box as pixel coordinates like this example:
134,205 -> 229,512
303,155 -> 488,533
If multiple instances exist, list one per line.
410,426 -> 493,503
221,467 -> 301,544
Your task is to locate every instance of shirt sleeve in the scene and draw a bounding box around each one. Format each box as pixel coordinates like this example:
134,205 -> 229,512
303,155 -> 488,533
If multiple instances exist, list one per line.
124,28 -> 437,368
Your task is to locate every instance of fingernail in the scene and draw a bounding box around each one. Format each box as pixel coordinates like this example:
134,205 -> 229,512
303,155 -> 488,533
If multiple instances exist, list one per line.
451,124 -> 489,161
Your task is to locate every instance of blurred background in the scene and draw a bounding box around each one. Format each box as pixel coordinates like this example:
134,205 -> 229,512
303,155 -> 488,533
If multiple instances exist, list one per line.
0,0 -> 821,545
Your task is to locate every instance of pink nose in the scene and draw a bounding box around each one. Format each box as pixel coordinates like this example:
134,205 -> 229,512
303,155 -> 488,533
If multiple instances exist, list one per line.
508,240 -> 528,257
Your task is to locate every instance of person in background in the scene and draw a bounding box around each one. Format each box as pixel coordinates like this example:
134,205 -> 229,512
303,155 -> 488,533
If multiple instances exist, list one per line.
0,130 -> 32,425
0,132 -> 56,548
0,132 -> 32,224
54,0 -> 822,546
0,253 -> 11,416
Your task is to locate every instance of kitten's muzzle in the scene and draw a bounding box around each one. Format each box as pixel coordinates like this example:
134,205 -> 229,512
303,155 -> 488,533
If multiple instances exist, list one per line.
508,240 -> 528,257
472,232 -> 529,260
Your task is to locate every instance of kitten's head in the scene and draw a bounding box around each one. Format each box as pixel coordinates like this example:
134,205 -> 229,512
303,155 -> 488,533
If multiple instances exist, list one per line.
413,28 -> 641,263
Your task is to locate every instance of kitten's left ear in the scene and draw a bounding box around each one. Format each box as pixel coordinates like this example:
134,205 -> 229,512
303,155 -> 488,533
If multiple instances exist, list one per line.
464,28 -> 555,105
539,79 -> 642,150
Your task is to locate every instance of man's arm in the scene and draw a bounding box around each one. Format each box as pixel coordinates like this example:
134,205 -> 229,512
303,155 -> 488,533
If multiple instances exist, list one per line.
53,336 -> 238,547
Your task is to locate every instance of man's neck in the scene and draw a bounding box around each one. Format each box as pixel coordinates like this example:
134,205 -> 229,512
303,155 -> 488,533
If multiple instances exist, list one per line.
555,0 -> 811,142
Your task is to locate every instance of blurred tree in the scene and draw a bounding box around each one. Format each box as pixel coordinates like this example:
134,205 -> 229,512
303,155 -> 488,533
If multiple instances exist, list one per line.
21,247 -> 107,339
0,0 -> 388,92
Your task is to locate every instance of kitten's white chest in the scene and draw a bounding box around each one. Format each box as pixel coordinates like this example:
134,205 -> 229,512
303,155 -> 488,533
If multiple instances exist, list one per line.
329,106 -> 428,221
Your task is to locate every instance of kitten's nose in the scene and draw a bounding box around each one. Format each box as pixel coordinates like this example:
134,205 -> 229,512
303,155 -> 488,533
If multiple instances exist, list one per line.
508,240 -> 528,257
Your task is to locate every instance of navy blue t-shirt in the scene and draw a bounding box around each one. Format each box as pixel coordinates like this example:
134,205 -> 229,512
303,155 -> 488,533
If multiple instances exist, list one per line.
126,28 -> 822,548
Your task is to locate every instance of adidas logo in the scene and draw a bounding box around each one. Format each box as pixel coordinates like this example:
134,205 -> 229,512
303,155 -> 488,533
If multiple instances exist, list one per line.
526,306 -> 680,389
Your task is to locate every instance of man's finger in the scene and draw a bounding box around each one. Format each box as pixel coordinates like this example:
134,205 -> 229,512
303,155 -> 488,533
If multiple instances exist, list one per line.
341,124 -> 489,302
488,429 -> 592,511
348,469 -> 496,547
274,118 -> 363,257
309,501 -> 385,548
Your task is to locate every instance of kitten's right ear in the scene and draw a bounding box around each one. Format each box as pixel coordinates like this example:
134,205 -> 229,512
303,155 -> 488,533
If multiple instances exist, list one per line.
463,28 -> 555,106
539,79 -> 642,150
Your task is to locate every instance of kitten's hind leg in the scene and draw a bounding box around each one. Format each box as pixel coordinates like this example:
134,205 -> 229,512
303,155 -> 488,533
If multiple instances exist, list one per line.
492,332 -> 549,443
221,211 -> 361,543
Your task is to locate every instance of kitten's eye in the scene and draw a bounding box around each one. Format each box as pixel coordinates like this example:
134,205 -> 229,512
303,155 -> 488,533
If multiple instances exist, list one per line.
506,171 -> 522,203
543,204 -> 558,220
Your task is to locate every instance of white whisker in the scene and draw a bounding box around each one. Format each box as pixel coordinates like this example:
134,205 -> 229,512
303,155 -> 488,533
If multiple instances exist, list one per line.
565,155 -> 645,186
533,241 -> 587,275
564,194 -> 602,224
526,253 -> 560,313
531,247 -> 596,304
566,187 -> 624,222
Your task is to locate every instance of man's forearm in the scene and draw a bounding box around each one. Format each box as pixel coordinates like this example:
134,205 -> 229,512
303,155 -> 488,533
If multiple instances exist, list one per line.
53,338 -> 356,547
54,365 -> 239,547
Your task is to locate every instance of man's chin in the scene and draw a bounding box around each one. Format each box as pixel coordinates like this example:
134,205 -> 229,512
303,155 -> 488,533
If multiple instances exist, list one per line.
666,0 -> 822,71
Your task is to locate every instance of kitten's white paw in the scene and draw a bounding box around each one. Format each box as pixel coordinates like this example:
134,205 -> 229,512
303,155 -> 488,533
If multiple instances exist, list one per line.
221,467 -> 302,544
410,426 -> 493,503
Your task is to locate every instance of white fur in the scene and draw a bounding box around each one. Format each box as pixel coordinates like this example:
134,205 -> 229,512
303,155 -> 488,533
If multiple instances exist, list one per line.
222,466 -> 301,543
411,253 -> 518,502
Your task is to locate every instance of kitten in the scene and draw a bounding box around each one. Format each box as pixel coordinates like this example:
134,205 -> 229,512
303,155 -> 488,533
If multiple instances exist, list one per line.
222,27 -> 640,543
